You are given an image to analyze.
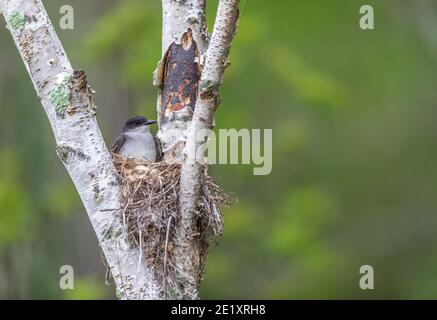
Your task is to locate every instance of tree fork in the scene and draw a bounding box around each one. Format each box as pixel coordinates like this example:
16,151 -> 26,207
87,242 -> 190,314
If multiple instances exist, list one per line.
1,0 -> 240,300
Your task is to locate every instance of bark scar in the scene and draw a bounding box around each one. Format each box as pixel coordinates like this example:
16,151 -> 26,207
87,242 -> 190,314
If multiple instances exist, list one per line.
71,69 -> 97,115
56,144 -> 91,162
161,28 -> 200,122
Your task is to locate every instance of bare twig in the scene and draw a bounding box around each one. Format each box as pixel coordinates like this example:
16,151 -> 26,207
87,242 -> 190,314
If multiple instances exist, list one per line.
162,215 -> 174,297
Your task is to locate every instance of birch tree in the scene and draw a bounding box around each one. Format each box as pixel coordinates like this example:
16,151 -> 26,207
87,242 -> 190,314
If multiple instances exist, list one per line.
0,0 -> 239,299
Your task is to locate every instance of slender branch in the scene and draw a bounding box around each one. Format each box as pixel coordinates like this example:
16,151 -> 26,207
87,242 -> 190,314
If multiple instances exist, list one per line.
0,0 -> 160,299
186,0 -> 240,156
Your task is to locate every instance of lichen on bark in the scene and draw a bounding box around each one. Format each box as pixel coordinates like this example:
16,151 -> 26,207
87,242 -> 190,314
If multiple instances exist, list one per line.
8,10 -> 25,31
49,75 -> 71,115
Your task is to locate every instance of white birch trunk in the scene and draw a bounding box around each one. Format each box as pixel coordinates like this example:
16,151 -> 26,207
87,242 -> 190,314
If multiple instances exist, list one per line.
156,0 -> 209,300
158,0 -> 240,299
0,0 -> 160,300
179,0 -> 240,298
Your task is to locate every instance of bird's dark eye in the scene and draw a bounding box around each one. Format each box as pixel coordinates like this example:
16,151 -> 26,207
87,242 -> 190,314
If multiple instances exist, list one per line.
136,121 -> 140,125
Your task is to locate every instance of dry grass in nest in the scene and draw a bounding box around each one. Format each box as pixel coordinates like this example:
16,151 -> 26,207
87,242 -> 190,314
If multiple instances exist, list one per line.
112,154 -> 234,297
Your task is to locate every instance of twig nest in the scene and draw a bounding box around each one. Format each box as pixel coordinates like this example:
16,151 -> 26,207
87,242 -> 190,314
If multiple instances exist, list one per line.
111,154 -> 234,298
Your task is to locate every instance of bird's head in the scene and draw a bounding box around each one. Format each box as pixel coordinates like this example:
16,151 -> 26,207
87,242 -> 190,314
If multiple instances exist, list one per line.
122,115 -> 157,133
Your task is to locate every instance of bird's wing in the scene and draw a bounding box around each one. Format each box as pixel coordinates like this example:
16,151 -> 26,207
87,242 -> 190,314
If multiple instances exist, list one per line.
111,134 -> 126,154
154,136 -> 163,161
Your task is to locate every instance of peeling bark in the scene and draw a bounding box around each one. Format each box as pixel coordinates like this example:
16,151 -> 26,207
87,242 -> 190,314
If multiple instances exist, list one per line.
157,0 -> 209,161
1,0 -> 160,300
161,29 -> 201,120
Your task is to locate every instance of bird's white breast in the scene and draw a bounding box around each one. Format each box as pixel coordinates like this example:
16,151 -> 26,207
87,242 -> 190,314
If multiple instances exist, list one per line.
119,129 -> 156,162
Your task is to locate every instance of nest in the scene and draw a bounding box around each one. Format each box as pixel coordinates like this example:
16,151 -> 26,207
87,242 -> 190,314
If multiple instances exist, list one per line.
112,154 -> 233,297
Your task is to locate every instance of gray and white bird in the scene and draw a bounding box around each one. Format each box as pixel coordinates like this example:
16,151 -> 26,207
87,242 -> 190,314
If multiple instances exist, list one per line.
111,115 -> 161,162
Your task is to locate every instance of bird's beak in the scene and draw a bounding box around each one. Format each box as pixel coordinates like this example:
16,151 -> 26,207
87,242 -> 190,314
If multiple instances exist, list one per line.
145,120 -> 157,125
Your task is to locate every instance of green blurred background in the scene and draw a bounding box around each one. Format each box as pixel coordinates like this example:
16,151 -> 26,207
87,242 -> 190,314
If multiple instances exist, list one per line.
1,0 -> 437,299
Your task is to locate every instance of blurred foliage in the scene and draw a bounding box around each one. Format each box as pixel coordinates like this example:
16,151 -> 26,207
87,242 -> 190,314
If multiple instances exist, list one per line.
0,150 -> 31,246
1,0 -> 437,299
63,276 -> 107,300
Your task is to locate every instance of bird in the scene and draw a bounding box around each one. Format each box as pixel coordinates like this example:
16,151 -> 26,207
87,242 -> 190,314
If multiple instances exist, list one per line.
111,115 -> 161,162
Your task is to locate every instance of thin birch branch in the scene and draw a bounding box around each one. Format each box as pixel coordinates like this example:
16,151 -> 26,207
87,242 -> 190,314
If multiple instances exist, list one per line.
0,0 -> 160,299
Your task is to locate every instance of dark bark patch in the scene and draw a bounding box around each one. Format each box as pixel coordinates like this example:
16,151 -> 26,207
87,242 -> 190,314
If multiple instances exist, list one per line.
71,69 -> 97,115
72,69 -> 88,92
161,29 -> 200,123
56,145 -> 90,163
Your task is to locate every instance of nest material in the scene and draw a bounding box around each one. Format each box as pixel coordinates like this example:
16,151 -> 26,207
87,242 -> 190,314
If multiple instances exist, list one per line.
112,154 -> 233,297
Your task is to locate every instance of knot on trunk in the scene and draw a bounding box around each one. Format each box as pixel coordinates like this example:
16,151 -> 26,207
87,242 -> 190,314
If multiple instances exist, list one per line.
72,69 -> 88,92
